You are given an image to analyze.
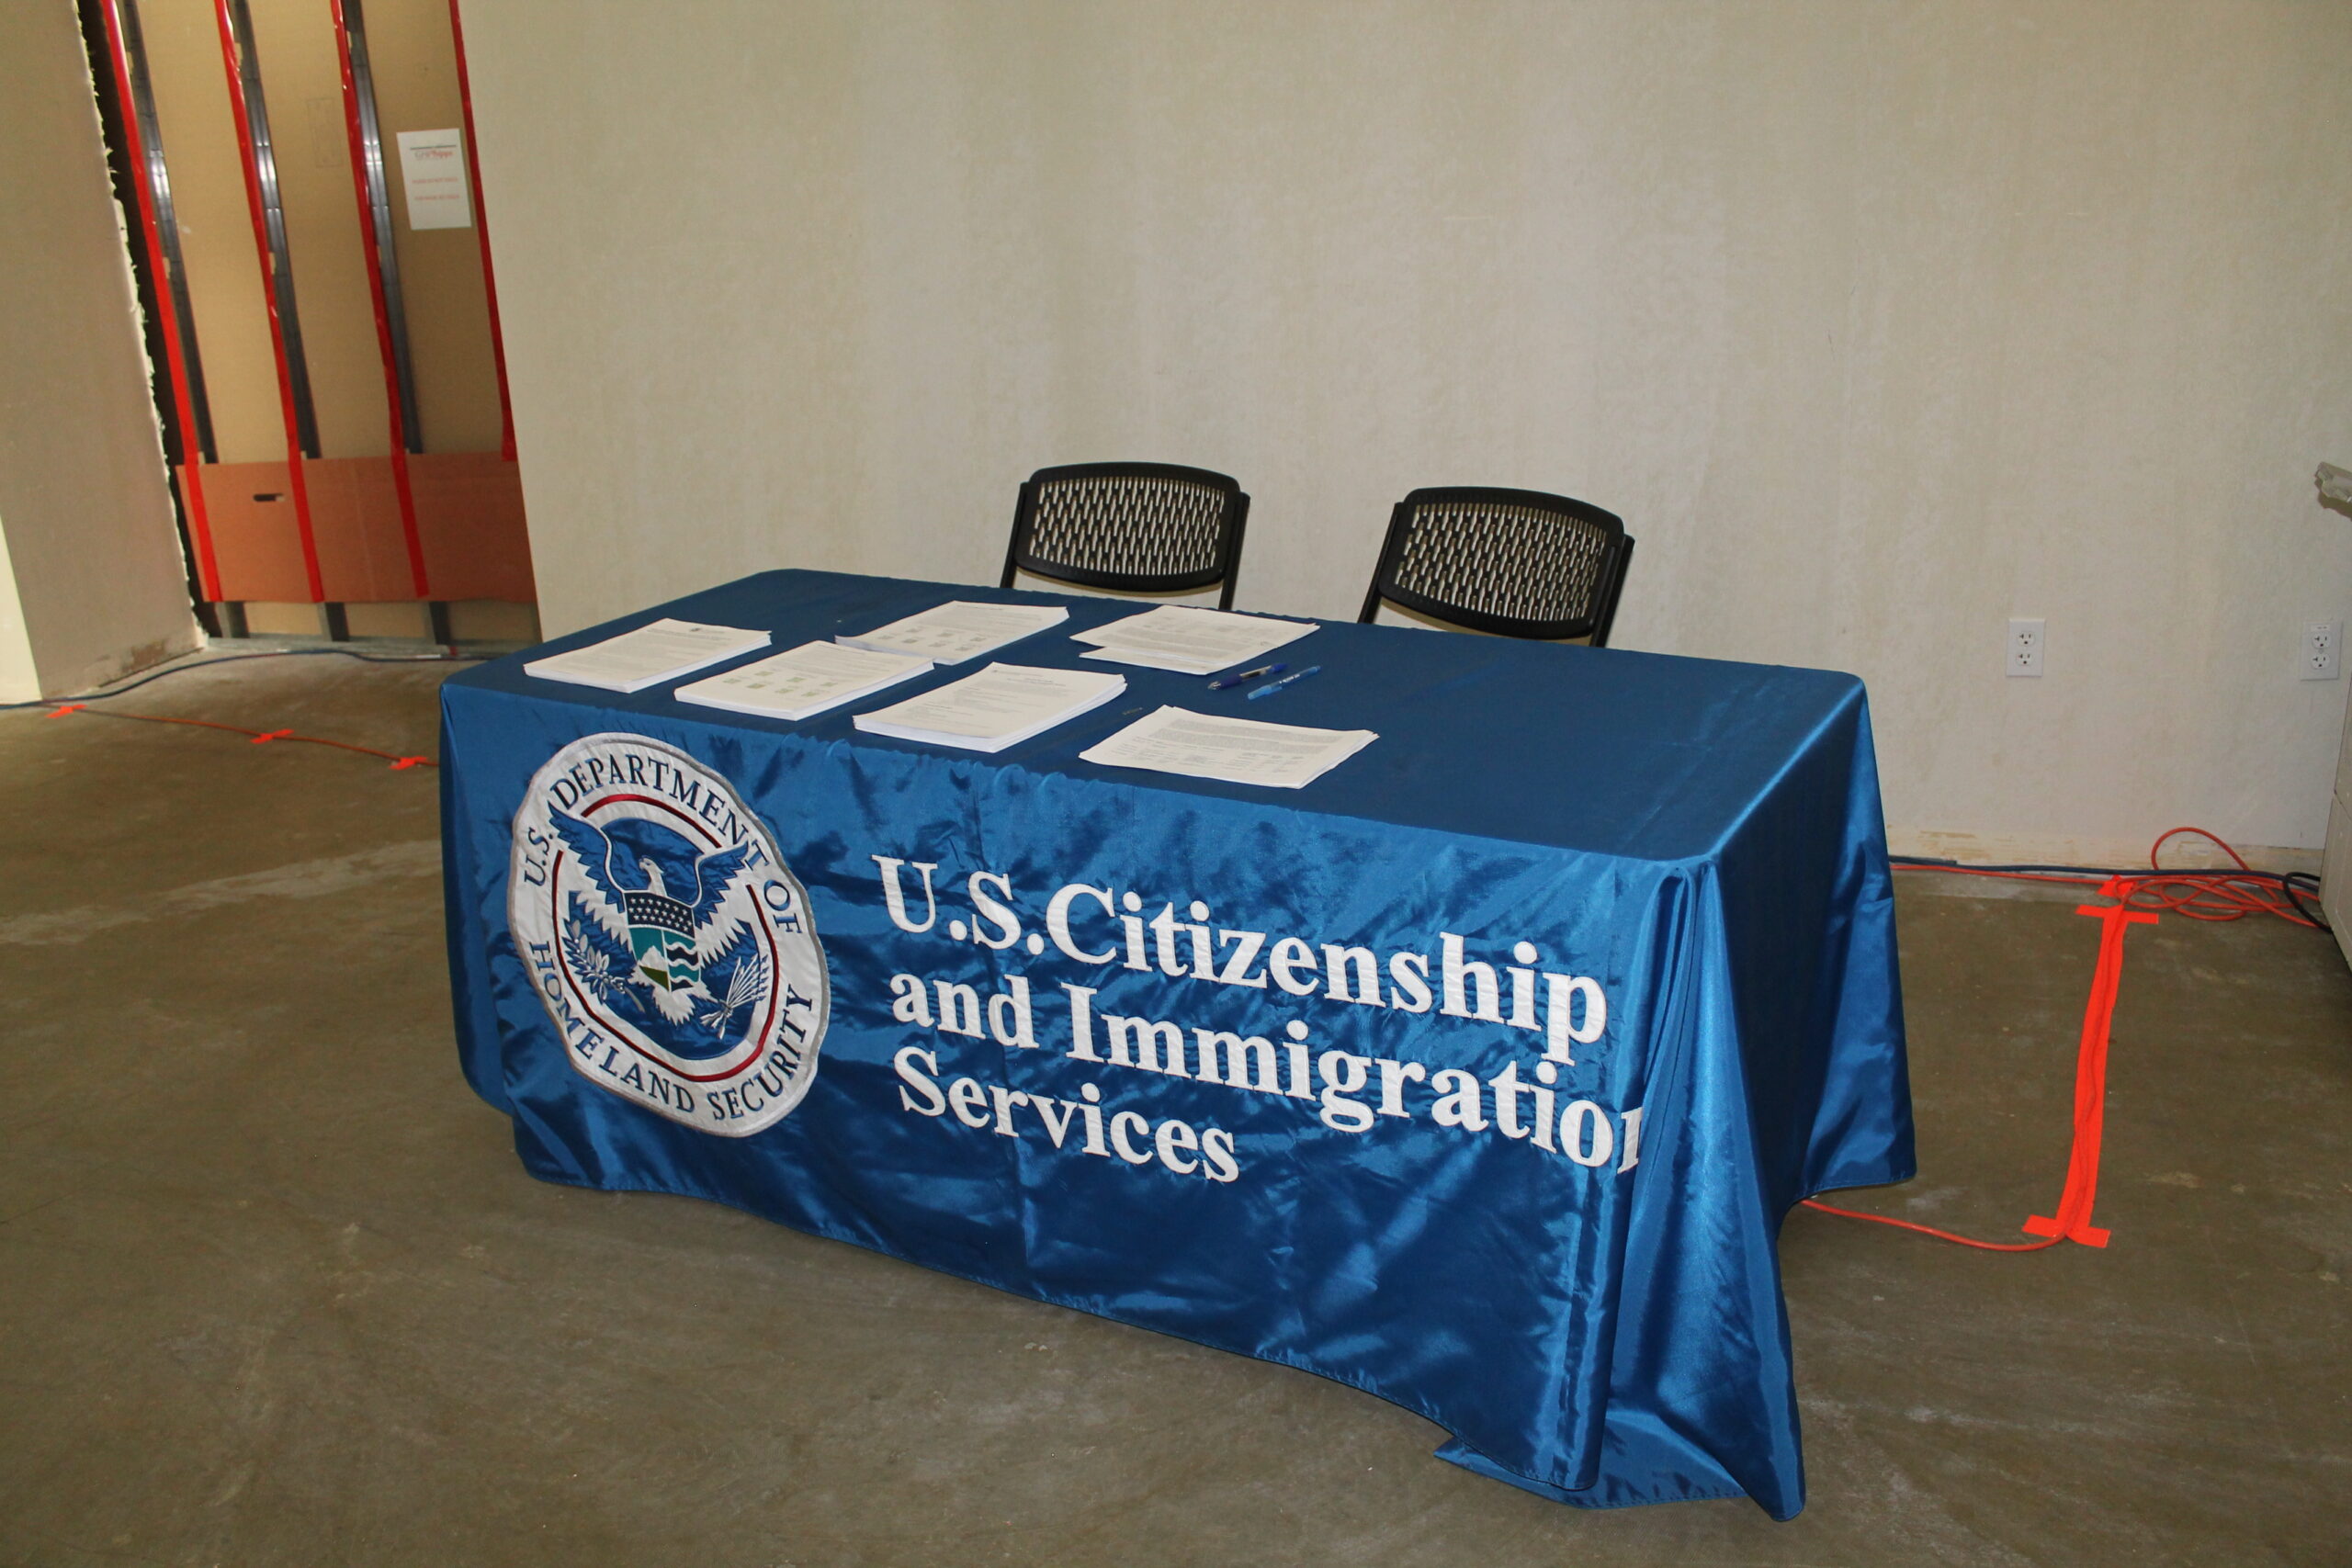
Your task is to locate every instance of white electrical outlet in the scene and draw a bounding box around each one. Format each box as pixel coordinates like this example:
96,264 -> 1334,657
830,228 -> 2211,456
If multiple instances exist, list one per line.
2303,621 -> 2342,681
2007,618 -> 2043,678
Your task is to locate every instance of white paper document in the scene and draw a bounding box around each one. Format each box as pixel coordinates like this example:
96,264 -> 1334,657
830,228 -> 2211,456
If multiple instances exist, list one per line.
522,619 -> 771,694
839,601 -> 1069,664
1080,706 -> 1376,789
673,640 -> 933,720
854,663 -> 1125,753
1073,605 -> 1316,675
395,129 -> 471,230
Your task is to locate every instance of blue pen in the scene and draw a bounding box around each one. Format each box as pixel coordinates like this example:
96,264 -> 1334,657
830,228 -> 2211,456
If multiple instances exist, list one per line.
1208,661 -> 1285,691
1246,665 -> 1321,701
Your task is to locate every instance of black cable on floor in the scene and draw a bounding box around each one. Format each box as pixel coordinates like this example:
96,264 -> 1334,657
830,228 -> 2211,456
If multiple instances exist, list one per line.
0,647 -> 485,712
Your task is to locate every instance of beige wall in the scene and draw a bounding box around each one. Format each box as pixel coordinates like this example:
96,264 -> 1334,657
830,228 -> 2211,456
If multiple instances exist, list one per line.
0,0 -> 198,702
0,523 -> 42,702
462,0 -> 2352,853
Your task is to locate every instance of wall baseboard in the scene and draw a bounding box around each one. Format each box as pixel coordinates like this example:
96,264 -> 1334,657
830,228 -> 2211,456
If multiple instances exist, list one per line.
42,624 -> 202,703
1888,827 -> 2320,877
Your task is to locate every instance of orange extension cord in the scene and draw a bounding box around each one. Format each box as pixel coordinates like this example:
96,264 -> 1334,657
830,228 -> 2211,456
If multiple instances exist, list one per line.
43,701 -> 432,769
1806,828 -> 2325,1252
1891,828 -> 2324,929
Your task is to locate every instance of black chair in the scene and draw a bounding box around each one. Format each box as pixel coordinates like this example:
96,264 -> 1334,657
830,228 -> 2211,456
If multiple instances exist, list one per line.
1000,462 -> 1250,610
1357,486 -> 1634,644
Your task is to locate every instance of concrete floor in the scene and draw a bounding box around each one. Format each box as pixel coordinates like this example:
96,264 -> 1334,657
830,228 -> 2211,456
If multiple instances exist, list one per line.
2,654 -> 2347,1566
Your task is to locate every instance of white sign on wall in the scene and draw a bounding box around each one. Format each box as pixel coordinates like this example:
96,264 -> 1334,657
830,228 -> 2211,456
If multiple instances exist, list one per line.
395,130 -> 472,231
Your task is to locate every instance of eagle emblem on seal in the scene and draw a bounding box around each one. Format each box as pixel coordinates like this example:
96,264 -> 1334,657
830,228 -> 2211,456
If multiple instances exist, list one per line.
547,808 -> 768,1032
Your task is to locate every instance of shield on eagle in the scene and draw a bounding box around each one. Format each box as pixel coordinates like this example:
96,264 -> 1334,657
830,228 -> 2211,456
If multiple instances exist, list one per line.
620,869 -> 703,993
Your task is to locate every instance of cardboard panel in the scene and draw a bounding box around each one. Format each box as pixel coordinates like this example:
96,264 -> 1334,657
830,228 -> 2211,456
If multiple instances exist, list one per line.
304,455 -> 419,601
190,452 -> 531,604
188,460 -> 311,602
243,0 -> 390,462
412,451 -> 533,602
363,1 -> 503,454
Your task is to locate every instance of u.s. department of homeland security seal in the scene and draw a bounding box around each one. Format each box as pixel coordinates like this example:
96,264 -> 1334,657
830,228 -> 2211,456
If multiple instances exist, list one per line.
508,733 -> 828,1136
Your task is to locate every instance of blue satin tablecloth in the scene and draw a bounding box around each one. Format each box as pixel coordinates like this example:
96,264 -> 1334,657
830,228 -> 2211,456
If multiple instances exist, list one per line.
439,569 -> 1911,1518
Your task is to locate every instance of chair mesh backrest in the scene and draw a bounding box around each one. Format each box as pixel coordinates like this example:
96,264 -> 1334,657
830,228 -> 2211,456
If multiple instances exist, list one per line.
1386,496 -> 1618,632
1023,472 -> 1231,585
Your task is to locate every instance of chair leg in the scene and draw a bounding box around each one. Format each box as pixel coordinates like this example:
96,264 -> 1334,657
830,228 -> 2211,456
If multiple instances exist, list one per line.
1592,536 -> 1634,648
1216,495 -> 1249,611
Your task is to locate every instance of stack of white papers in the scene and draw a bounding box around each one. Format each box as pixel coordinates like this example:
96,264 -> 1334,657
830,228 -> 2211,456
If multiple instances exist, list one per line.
1073,605 -> 1316,675
854,663 -> 1126,753
523,619 -> 770,693
839,601 -> 1069,664
1080,706 -> 1376,789
673,640 -> 933,721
